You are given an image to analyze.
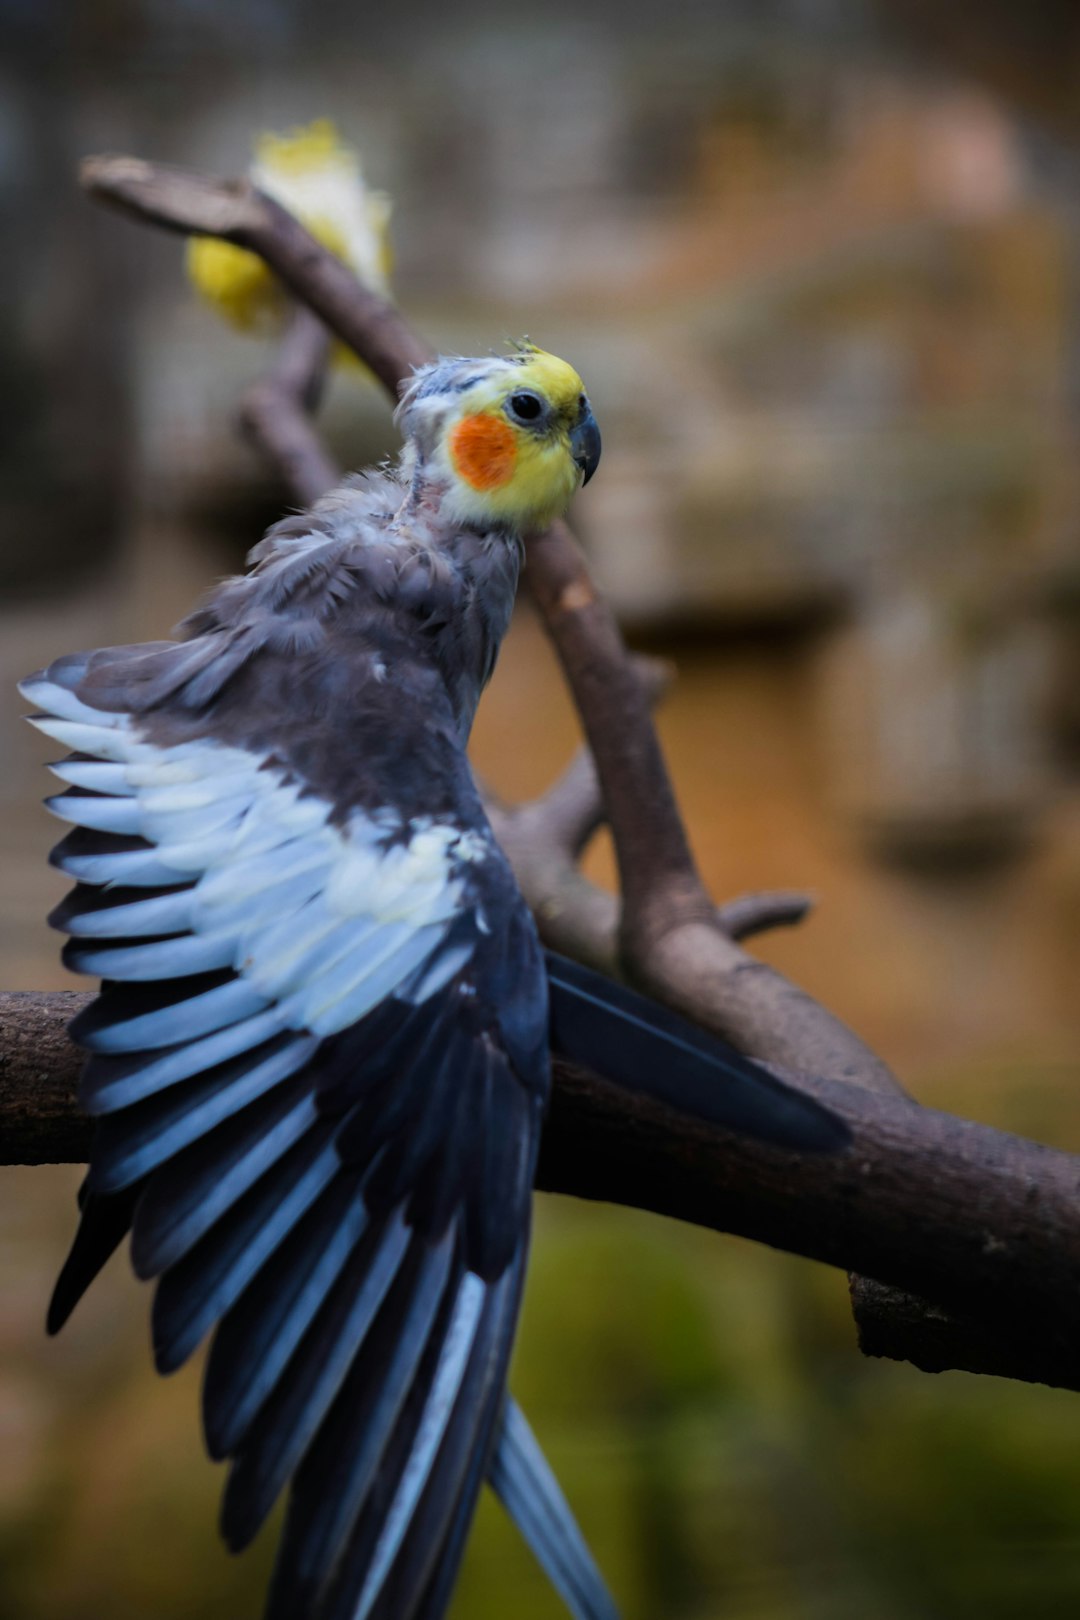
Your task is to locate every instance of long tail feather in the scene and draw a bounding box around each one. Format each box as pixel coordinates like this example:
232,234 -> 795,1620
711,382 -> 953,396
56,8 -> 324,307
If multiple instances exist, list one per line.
545,951 -> 849,1153
489,1398 -> 621,1620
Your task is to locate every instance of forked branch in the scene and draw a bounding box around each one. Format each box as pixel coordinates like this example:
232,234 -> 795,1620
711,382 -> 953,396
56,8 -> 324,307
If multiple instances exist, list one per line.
7,151 -> 1071,1393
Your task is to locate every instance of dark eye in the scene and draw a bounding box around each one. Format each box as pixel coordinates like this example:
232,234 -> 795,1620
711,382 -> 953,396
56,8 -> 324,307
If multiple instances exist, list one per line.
507,391 -> 544,424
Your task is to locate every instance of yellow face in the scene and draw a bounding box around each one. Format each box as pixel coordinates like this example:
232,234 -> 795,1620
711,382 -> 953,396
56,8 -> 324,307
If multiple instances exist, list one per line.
435,348 -> 601,533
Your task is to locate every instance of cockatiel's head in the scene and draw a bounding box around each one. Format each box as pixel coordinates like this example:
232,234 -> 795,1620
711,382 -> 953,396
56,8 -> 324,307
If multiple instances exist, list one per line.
396,344 -> 601,534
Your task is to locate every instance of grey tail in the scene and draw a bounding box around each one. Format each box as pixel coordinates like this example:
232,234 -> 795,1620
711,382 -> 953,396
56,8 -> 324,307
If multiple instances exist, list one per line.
489,1397 -> 620,1620
545,950 -> 850,1154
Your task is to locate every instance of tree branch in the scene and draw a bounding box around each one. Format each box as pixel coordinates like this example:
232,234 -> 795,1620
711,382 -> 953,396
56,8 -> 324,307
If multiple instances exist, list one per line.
81,157 -> 433,392
483,748 -> 621,973
484,654 -> 671,973
237,303 -> 339,506
714,889 -> 815,942
66,151 -> 1075,1389
5,990 -> 1080,1393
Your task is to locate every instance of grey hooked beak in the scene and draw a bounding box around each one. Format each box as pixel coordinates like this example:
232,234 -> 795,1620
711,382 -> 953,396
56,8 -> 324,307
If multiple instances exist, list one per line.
569,408 -> 602,486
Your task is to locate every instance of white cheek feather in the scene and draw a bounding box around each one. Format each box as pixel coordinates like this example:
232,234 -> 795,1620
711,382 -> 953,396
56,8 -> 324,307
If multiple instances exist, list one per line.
436,472 -> 507,532
28,684 -> 489,1040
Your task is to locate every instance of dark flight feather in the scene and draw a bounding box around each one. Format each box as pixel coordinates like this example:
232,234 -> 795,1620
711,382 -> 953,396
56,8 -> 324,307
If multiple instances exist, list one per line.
151,1122 -> 340,1374
261,1235 -> 460,1617
203,1171 -> 377,1460
546,950 -> 849,1153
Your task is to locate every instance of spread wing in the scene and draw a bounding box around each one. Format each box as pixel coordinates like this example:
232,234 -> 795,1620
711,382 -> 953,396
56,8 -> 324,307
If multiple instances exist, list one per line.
23,651 -> 549,1620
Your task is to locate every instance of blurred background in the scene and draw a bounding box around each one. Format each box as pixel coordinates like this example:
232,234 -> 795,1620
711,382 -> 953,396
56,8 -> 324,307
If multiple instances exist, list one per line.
2,1 -> 1080,1615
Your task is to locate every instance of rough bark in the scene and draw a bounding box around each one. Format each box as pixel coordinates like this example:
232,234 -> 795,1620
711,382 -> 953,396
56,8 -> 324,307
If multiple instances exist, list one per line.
6,990 -> 1080,1392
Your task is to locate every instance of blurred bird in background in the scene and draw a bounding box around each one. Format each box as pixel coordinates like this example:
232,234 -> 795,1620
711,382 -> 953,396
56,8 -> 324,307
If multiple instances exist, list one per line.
187,120 -> 393,338
20,342 -> 844,1620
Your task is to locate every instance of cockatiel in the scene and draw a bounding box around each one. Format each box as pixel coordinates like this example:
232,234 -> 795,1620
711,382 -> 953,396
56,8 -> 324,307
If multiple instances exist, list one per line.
22,345 -> 845,1620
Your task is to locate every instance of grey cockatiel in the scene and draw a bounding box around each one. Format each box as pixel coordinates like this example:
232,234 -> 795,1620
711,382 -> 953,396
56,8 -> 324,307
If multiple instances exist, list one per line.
21,345 -> 845,1620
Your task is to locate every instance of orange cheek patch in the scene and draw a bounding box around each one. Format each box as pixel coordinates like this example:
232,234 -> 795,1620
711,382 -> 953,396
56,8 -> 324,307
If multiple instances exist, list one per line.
449,414 -> 518,492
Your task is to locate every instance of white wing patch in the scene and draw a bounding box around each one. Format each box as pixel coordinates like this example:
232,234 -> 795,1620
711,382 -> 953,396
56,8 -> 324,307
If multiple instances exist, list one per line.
24,676 -> 484,1039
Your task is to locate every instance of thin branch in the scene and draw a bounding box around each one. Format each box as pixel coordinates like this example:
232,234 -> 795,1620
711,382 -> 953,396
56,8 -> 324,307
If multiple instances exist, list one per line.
5,990 -> 1080,1393
81,157 -> 433,393
484,752 -> 620,973
0,993 -> 91,1165
716,890 -> 816,941
72,152 -> 1070,1387
485,654 -> 672,971
512,745 -> 607,861
237,304 -> 340,506
520,520 -> 899,1085
521,523 -> 703,927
